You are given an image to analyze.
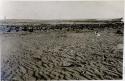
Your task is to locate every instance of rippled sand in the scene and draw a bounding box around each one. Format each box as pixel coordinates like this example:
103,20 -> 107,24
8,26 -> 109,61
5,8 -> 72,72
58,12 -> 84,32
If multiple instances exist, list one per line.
1,30 -> 123,80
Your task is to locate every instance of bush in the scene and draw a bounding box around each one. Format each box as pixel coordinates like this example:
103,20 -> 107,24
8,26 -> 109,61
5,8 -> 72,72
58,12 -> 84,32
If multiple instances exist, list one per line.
116,30 -> 123,34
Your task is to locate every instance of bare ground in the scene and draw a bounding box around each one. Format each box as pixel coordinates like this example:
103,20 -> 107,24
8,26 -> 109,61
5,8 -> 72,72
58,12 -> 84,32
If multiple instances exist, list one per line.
1,30 -> 123,80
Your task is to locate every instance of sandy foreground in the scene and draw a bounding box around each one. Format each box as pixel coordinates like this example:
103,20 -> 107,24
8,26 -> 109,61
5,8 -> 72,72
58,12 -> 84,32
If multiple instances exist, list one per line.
0,30 -> 123,80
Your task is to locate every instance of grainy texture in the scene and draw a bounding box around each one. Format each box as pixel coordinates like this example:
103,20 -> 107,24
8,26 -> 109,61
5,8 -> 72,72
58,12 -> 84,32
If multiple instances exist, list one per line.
1,29 -> 123,80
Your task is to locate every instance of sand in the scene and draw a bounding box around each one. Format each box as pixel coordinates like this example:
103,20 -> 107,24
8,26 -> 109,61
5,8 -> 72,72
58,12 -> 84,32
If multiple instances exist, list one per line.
1,30 -> 123,80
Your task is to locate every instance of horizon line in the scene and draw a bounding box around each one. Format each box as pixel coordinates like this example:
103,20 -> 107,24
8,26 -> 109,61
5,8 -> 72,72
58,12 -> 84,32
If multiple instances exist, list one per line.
0,17 -> 123,20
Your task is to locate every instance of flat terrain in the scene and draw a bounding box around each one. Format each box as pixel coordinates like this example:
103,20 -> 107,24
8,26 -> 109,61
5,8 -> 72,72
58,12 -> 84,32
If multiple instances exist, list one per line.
1,29 -> 123,80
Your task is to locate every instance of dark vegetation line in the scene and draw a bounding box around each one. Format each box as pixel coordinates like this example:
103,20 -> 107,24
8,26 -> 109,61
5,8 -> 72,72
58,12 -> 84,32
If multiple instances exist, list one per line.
0,21 -> 124,33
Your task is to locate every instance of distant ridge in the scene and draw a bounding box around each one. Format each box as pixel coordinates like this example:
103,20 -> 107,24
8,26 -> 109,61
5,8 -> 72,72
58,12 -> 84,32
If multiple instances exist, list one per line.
0,18 -> 123,25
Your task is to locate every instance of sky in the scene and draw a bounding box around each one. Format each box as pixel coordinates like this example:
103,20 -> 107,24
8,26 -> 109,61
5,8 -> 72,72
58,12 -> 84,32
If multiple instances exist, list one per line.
1,0 -> 124,20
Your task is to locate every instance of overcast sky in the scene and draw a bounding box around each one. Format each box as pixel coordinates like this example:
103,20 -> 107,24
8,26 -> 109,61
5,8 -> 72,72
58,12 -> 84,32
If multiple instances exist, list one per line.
2,1 -> 124,20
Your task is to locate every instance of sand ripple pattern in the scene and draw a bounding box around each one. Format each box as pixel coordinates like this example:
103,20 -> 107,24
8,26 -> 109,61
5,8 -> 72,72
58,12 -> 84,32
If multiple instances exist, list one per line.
1,31 -> 123,80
